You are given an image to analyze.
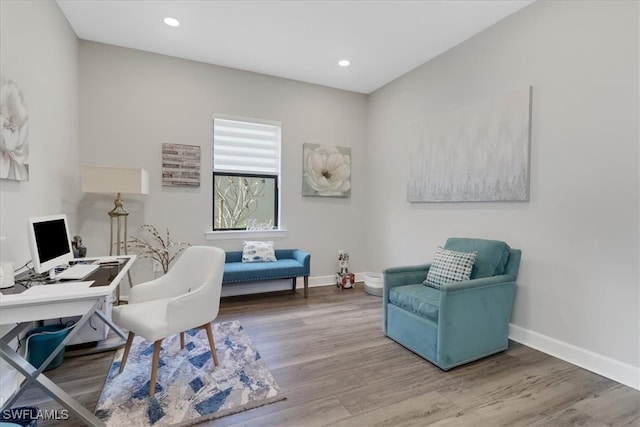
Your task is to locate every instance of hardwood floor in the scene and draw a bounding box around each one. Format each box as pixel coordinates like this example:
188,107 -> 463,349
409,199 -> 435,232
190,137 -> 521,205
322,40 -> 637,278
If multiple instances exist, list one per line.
14,283 -> 640,426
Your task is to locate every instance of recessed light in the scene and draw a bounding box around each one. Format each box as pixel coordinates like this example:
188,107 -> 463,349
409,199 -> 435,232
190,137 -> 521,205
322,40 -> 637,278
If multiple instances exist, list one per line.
164,17 -> 180,27
338,59 -> 350,67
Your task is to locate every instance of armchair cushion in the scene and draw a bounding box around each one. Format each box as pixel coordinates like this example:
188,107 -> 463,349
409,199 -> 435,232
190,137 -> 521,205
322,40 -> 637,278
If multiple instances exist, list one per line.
444,237 -> 511,279
424,246 -> 477,289
389,284 -> 440,322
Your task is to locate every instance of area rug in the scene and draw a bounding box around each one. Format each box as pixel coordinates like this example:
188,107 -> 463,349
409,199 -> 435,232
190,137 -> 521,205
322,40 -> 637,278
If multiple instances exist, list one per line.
94,320 -> 285,426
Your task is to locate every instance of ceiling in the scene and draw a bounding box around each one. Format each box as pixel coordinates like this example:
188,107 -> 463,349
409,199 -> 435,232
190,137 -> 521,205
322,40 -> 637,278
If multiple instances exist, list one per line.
56,0 -> 534,94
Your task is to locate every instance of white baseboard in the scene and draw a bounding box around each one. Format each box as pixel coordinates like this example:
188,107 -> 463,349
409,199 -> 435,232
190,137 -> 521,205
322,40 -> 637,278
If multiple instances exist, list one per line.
509,323 -> 639,391
310,272 -> 367,287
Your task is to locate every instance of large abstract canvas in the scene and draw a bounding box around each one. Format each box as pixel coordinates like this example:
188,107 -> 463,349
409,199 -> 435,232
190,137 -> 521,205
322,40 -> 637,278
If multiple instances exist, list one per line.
408,87 -> 532,202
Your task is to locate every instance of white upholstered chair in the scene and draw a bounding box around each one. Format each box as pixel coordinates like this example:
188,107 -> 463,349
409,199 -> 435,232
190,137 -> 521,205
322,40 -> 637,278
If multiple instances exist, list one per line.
112,245 -> 226,396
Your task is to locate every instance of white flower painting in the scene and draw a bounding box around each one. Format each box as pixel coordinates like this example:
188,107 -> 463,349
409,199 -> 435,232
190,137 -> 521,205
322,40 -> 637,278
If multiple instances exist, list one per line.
303,143 -> 351,197
0,74 -> 29,181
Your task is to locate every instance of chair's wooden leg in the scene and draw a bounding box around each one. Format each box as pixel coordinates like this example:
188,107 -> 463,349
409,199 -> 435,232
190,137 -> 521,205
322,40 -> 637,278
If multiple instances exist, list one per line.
119,331 -> 135,374
180,332 -> 185,349
204,323 -> 219,367
292,277 -> 297,293
149,340 -> 162,397
304,276 -> 309,298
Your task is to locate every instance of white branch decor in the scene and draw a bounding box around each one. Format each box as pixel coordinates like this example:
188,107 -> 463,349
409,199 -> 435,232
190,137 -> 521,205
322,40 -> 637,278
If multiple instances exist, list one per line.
245,219 -> 274,231
123,225 -> 190,274
214,175 -> 266,229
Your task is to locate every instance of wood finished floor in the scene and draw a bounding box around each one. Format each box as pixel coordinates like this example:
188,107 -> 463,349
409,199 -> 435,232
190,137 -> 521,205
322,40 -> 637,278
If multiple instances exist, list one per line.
15,283 -> 640,426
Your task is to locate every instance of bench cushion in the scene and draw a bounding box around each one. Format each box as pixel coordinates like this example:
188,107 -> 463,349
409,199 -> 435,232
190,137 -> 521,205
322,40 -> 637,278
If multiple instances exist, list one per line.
223,259 -> 307,283
222,249 -> 310,284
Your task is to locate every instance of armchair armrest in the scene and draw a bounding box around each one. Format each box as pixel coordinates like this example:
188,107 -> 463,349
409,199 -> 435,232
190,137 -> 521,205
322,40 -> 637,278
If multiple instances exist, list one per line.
383,264 -> 431,289
439,274 -> 517,293
166,281 -> 215,334
129,274 -> 178,304
292,249 -> 311,275
437,275 -> 517,365
382,264 -> 431,333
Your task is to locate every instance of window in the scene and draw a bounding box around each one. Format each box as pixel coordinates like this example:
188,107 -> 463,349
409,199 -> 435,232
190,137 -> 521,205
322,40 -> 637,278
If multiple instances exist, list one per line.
213,117 -> 281,231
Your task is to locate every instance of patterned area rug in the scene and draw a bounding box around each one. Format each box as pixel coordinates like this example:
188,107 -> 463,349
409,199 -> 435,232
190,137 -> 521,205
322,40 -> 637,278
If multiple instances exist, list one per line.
95,320 -> 284,426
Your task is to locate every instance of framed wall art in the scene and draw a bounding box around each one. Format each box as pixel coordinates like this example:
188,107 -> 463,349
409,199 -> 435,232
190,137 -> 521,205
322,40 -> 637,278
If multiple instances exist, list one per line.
162,143 -> 201,187
407,87 -> 532,202
302,143 -> 351,197
0,74 -> 29,181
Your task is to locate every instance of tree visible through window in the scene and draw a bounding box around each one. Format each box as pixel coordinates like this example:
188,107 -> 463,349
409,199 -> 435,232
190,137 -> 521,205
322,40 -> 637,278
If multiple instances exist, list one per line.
213,118 -> 281,231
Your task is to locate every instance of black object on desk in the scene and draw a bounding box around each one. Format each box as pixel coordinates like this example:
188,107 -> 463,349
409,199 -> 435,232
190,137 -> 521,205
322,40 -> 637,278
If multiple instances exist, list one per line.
6,258 -> 132,294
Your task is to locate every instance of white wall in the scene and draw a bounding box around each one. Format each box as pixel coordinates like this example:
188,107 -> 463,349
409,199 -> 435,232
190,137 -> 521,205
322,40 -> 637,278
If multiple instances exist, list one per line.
0,0 -> 80,266
365,0 -> 639,387
77,42 -> 368,284
0,0 -> 80,405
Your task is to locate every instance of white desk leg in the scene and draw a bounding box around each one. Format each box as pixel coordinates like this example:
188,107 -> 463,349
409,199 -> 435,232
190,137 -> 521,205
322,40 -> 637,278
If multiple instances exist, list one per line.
0,299 -> 107,426
0,340 -> 106,427
93,309 -> 127,341
12,299 -> 104,401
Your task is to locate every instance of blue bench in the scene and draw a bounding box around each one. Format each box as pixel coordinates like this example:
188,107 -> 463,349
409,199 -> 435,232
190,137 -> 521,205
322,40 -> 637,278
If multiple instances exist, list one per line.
222,249 -> 311,298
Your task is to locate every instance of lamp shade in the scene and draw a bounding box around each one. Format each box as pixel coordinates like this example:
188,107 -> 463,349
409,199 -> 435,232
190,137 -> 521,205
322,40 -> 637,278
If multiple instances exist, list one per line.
82,166 -> 149,195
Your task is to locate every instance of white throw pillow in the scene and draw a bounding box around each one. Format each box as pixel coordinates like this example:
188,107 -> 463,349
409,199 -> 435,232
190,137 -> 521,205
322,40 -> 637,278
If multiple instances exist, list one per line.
424,246 -> 477,289
242,241 -> 277,263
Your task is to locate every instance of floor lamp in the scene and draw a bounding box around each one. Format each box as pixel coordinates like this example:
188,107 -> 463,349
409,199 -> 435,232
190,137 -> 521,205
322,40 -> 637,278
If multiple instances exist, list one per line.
82,166 -> 149,303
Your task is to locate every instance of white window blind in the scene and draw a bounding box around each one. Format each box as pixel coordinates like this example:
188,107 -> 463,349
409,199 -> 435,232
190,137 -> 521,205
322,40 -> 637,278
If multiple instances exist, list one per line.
213,118 -> 281,174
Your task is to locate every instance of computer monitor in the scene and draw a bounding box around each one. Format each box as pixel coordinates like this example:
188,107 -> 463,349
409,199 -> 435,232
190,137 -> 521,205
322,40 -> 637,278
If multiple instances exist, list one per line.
27,214 -> 74,276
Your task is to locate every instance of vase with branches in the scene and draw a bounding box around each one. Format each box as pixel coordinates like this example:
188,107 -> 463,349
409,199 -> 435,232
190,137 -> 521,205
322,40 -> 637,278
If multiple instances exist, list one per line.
123,225 -> 190,274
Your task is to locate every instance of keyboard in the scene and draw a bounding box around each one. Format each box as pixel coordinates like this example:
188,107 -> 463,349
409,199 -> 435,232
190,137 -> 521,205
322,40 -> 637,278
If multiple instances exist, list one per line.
56,264 -> 100,280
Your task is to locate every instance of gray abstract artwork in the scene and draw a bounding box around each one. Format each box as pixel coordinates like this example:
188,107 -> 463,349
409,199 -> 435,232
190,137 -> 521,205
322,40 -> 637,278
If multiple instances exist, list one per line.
408,87 -> 532,202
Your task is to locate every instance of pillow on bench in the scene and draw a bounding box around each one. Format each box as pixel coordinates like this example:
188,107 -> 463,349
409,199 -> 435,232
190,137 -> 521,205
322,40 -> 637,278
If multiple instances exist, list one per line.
242,241 -> 277,263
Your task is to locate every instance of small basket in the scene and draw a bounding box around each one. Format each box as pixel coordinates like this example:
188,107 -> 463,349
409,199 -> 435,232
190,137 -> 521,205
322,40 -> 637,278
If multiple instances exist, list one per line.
364,272 -> 383,296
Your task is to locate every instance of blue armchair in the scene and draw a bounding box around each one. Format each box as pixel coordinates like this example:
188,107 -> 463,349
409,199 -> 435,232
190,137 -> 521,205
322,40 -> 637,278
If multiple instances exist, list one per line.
383,238 -> 521,370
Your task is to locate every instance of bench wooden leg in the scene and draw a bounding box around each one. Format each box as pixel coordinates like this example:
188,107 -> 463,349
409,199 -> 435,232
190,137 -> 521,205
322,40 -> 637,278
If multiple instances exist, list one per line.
304,276 -> 309,298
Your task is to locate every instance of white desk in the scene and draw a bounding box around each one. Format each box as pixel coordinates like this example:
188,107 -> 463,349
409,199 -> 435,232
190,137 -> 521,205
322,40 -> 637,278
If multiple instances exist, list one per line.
0,255 -> 135,427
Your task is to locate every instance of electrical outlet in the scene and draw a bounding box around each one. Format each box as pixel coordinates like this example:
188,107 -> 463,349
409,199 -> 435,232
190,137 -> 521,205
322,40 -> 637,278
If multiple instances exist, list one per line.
152,260 -> 162,272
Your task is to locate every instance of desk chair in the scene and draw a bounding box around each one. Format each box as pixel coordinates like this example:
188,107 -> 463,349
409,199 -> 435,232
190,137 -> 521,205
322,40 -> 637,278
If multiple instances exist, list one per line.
112,246 -> 225,396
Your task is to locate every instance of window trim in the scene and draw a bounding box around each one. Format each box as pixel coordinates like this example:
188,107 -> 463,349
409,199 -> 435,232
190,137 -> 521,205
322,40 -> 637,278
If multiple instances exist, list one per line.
205,228 -> 287,241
